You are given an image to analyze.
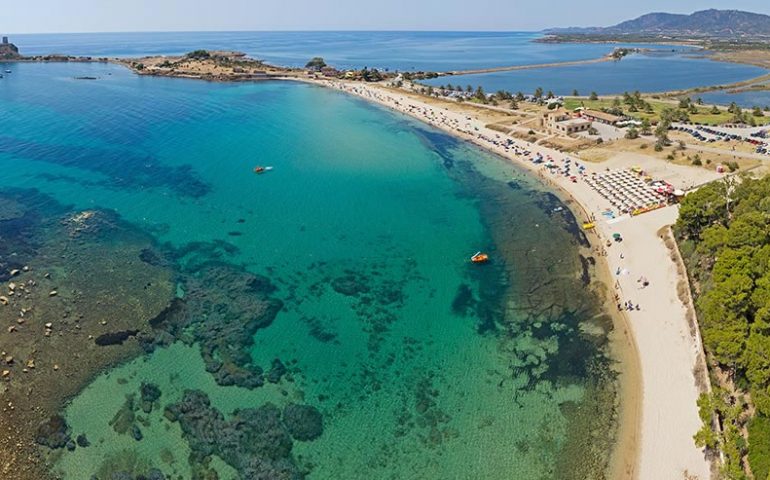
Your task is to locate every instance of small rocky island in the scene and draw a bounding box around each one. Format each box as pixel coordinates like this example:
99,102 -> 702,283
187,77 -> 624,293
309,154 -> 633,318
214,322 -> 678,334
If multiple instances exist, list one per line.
0,36 -> 20,60
119,49 -> 302,81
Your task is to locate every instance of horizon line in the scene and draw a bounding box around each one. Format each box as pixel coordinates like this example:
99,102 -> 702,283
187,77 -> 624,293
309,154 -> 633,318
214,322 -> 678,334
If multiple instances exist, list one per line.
3,28 -> 548,36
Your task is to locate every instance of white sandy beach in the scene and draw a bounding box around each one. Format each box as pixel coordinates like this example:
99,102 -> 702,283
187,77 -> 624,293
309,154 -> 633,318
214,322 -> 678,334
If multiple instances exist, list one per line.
306,78 -> 716,480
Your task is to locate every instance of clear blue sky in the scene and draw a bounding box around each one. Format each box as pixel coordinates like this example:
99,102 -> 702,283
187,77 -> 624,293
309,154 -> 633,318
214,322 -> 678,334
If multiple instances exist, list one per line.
3,0 -> 770,33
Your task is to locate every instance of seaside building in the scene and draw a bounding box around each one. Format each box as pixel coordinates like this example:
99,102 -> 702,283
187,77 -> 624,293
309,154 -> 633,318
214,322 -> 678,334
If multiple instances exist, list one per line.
544,109 -> 592,134
581,109 -> 621,125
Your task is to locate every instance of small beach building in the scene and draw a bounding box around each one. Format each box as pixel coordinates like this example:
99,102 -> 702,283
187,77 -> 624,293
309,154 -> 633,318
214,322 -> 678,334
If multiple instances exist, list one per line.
544,109 -> 592,134
581,109 -> 621,125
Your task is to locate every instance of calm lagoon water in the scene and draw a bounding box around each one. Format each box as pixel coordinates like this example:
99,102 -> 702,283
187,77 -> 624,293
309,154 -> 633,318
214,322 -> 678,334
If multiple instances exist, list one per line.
699,89 -> 770,108
0,62 -> 618,479
425,50 -> 768,95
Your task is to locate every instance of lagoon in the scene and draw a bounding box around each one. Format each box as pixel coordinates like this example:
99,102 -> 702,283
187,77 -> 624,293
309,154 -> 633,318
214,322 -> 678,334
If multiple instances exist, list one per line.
425,50 -> 768,96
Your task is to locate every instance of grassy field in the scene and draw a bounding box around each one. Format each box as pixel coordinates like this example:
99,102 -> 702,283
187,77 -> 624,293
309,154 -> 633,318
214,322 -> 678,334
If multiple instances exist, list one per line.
563,97 -> 770,126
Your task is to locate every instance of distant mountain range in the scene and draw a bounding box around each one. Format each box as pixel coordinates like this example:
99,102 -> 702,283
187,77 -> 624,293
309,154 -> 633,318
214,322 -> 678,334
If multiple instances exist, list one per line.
545,9 -> 770,38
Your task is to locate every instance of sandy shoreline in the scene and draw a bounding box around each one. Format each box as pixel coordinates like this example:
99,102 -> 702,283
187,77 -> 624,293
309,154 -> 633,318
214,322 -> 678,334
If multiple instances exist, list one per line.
443,53 -> 615,75
297,77 -> 714,480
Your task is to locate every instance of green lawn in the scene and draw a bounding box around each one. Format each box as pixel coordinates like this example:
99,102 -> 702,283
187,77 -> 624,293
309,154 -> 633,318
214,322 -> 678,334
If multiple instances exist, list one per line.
563,97 -> 770,126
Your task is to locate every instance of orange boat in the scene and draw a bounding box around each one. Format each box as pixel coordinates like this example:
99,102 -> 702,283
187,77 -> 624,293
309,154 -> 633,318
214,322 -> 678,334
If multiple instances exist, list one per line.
253,166 -> 273,174
470,252 -> 489,264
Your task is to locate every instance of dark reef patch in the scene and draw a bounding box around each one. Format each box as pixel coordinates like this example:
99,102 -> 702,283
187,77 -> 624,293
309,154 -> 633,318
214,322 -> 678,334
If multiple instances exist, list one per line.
331,271 -> 370,296
165,390 -> 323,479
139,382 -> 161,414
578,255 -> 592,287
95,330 -> 140,346
140,261 -> 284,389
301,316 -> 338,343
0,136 -> 211,198
35,415 -> 72,450
283,404 -> 323,441
451,284 -> 476,316
166,239 -> 240,271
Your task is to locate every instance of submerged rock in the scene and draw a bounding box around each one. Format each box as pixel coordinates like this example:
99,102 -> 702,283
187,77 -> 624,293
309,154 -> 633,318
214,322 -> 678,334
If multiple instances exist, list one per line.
76,433 -> 90,447
139,382 -> 161,413
331,272 -> 370,296
266,358 -> 287,384
35,415 -> 71,449
94,330 -> 140,346
144,263 -> 284,389
131,424 -> 143,441
109,396 -> 136,435
166,390 -> 319,479
282,404 -> 323,441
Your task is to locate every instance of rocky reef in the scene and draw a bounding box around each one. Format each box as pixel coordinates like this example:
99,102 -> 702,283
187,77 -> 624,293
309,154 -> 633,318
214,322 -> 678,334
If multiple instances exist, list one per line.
0,189 -> 176,479
139,261 -> 285,389
164,390 -> 323,479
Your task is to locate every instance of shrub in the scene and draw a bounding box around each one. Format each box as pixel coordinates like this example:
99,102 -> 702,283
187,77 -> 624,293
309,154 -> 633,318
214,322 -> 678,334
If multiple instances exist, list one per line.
625,127 -> 639,139
748,416 -> 770,480
186,50 -> 210,60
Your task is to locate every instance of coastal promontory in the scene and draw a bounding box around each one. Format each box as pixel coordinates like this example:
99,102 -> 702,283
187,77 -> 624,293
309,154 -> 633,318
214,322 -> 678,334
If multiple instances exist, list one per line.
0,36 -> 20,59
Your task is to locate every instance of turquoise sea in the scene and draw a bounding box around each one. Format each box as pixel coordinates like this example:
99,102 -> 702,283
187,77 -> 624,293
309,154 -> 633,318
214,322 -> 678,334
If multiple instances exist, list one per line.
0,61 -> 619,479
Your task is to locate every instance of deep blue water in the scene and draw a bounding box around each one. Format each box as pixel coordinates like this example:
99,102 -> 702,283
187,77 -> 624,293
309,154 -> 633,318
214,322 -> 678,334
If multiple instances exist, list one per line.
11,30 -> 689,71
425,50 -> 768,95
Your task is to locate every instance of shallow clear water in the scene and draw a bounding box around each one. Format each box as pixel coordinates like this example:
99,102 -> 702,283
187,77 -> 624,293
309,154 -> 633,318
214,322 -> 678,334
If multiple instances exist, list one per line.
425,50 -> 768,95
0,62 -> 618,479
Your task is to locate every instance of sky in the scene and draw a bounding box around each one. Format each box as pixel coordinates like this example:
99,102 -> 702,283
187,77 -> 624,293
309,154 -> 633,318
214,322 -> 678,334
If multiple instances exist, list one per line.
3,0 -> 770,33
